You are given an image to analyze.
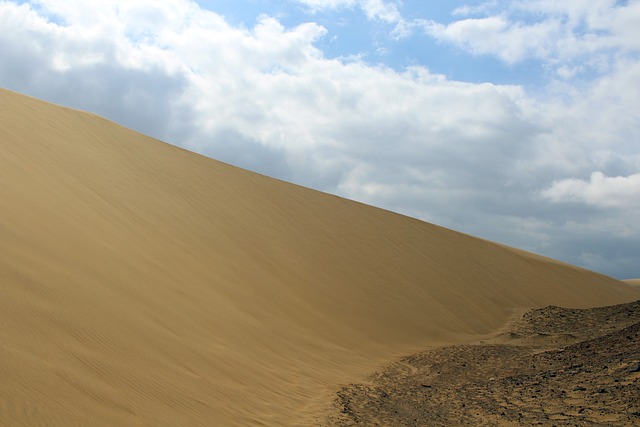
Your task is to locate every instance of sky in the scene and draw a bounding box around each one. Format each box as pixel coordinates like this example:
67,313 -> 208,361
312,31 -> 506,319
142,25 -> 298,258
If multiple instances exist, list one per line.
1,0 -> 639,279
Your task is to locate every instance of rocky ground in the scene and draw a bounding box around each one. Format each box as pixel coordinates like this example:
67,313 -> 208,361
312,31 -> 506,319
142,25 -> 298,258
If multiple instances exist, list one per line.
326,300 -> 640,426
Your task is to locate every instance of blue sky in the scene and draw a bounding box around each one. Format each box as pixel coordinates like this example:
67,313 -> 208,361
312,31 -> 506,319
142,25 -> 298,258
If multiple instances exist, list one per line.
1,0 -> 639,279
198,0 -> 545,86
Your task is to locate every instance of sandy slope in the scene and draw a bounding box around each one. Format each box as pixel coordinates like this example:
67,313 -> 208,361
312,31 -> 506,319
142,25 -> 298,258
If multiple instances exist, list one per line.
1,88 -> 639,426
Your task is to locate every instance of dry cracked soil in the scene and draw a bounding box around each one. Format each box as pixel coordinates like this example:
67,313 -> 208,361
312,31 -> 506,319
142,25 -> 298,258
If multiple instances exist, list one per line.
326,300 -> 640,426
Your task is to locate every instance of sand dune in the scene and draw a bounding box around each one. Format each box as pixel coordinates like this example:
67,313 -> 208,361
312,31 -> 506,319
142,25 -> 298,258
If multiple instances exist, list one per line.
1,88 -> 638,426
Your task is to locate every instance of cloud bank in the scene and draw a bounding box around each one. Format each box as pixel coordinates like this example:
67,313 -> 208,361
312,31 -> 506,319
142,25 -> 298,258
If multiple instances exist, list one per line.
1,0 -> 639,278
543,172 -> 640,209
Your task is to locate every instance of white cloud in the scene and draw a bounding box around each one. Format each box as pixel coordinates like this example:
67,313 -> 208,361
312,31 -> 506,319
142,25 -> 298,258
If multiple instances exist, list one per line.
452,2 -> 499,17
359,0 -> 402,24
294,0 -> 357,10
1,0 -> 639,278
543,172 -> 640,209
423,16 -> 559,64
422,0 -> 640,73
293,0 -> 407,37
294,0 -> 400,21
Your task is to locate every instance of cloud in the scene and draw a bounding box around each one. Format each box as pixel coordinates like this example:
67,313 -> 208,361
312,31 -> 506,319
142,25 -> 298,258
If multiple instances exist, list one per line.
294,0 -> 357,11
292,0 -> 408,38
0,0 -> 639,278
358,0 -> 402,24
543,172 -> 640,209
294,0 -> 400,21
421,0 -> 640,73
422,16 -> 558,65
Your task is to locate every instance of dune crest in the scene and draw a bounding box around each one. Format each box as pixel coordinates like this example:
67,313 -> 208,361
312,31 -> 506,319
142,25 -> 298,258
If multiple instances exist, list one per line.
1,88 -> 638,425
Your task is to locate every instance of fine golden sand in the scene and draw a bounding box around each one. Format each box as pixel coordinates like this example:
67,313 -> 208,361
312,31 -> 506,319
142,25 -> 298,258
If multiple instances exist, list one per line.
1,88 -> 639,426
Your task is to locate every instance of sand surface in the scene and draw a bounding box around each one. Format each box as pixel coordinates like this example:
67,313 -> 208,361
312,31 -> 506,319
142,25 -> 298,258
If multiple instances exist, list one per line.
1,88 -> 639,425
329,300 -> 640,426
